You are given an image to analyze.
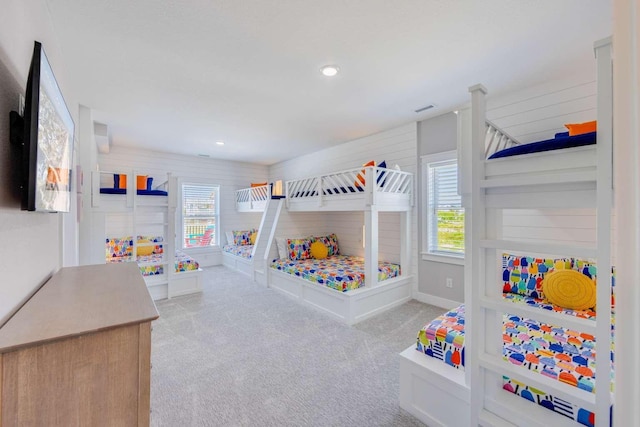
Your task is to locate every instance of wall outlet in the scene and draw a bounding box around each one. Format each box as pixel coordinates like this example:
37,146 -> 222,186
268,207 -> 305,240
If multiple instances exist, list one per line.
445,278 -> 453,288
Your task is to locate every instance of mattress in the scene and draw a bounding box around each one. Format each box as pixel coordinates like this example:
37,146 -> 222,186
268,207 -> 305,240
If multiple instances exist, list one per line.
222,244 -> 254,259
488,131 -> 596,159
106,250 -> 199,276
270,255 -> 400,292
415,299 -> 613,426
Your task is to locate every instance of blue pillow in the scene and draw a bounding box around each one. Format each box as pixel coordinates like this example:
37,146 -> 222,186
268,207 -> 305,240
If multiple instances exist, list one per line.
377,160 -> 387,186
146,177 -> 153,190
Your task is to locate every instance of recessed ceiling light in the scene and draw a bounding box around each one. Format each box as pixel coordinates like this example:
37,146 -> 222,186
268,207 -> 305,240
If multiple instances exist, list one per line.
320,65 -> 340,77
216,141 -> 224,146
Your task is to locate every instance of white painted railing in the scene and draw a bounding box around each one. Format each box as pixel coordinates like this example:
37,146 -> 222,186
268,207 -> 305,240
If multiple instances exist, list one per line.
235,184 -> 270,211
285,166 -> 413,205
484,119 -> 520,158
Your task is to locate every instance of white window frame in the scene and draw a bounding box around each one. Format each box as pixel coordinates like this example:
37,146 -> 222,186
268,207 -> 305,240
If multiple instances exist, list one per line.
180,180 -> 220,251
421,150 -> 465,265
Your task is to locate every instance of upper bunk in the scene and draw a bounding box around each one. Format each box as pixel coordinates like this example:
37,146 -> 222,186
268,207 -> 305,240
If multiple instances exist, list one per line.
91,170 -> 170,210
235,184 -> 270,212
460,38 -> 612,211
285,165 -> 413,212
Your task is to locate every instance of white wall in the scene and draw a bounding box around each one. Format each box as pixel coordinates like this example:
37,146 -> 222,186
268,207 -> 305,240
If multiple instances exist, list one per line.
86,145 -> 269,266
417,112 -> 465,306
268,123 -> 418,286
0,0 -> 79,326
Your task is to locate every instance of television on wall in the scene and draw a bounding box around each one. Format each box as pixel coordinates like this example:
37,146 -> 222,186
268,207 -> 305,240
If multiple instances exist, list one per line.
19,41 -> 75,212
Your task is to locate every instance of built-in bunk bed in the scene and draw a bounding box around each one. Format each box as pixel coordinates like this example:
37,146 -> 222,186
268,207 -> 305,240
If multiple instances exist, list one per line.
92,170 -> 203,300
266,164 -> 414,325
400,38 -> 613,427
222,184 -> 281,283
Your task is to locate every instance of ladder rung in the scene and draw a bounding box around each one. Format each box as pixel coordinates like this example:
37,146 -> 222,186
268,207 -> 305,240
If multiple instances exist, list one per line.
478,353 -> 598,412
478,239 -> 597,259
481,170 -> 597,189
479,297 -> 597,335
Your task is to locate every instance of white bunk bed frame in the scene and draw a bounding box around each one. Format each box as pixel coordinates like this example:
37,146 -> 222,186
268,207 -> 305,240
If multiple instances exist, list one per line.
266,166 -> 414,325
91,170 -> 203,301
235,184 -> 270,212
400,38 -> 612,427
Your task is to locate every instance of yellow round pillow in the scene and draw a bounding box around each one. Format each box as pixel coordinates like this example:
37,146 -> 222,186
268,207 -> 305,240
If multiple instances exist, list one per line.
310,241 -> 328,260
543,270 -> 596,310
137,239 -> 154,257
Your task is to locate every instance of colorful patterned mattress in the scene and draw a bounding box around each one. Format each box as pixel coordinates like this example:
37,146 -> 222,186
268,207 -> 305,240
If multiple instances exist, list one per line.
416,300 -> 614,427
270,255 -> 400,292
107,251 -> 199,276
223,244 -> 254,259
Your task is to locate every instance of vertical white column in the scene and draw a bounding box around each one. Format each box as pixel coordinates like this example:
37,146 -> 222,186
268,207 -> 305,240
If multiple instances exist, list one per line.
613,1 -> 640,425
594,38 -> 614,427
364,208 -> 379,287
400,210 -> 411,277
468,84 -> 488,425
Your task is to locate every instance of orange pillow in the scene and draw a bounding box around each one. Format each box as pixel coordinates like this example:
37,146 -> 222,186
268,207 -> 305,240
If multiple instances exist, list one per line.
565,120 -> 596,136
251,182 -> 267,187
354,160 -> 375,188
118,174 -> 127,189
136,175 -> 148,190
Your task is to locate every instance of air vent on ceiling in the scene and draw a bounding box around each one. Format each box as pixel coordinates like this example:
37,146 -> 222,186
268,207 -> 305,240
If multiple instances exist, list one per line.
197,154 -> 210,158
414,104 -> 435,113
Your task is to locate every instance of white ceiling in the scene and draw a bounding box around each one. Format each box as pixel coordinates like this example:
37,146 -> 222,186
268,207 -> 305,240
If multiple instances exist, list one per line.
45,0 -> 612,165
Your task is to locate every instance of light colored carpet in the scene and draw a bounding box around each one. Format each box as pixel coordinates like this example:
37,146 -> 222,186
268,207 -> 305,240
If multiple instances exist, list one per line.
150,266 -> 446,426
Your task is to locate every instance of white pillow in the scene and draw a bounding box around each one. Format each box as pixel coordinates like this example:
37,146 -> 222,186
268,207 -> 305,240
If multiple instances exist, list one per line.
225,231 -> 234,245
275,237 -> 287,259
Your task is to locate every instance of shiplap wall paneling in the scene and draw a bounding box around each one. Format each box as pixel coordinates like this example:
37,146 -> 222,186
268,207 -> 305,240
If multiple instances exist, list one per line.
487,80 -> 597,145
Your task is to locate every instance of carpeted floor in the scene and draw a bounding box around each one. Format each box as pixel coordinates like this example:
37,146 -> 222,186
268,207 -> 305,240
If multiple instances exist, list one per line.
150,266 -> 446,426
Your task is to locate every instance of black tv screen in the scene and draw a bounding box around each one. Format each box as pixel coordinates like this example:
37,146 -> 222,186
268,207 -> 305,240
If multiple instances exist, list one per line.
22,41 -> 75,212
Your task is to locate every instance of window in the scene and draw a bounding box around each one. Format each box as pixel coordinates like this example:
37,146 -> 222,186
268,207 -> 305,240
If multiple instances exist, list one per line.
182,183 -> 219,248
422,151 -> 464,262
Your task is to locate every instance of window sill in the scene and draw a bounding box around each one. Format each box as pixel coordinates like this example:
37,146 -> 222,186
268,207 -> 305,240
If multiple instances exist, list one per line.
182,246 -> 221,254
421,252 -> 465,266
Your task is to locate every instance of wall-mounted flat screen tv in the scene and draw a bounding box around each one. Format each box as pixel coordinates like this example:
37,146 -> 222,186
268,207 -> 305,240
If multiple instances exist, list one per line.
22,41 -> 75,212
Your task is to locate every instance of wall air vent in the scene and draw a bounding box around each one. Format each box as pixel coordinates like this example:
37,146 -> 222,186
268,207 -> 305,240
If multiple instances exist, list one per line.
414,104 -> 435,113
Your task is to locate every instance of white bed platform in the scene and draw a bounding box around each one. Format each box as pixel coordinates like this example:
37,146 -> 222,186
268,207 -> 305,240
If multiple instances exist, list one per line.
147,268 -> 203,301
399,346 -> 470,427
268,268 -> 412,325
222,251 -> 254,278
236,184 -> 270,212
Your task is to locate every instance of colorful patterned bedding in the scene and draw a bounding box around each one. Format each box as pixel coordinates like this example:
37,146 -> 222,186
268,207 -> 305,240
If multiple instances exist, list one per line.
416,300 -> 613,427
270,255 -> 400,292
106,250 -> 199,276
223,244 -> 254,259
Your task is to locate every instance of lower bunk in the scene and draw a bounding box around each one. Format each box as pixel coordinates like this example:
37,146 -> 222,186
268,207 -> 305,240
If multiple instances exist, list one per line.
222,244 -> 255,278
268,254 -> 411,325
222,229 -> 259,279
106,237 -> 202,300
400,302 -> 612,427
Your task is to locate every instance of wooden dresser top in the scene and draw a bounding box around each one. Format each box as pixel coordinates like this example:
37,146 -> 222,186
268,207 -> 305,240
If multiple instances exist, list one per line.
0,263 -> 159,353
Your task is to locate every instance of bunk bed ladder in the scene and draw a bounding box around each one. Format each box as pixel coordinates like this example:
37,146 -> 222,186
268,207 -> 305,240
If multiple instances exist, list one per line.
468,38 -> 613,427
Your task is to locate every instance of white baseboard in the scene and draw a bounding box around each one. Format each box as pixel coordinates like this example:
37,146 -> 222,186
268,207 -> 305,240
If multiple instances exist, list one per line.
413,291 -> 461,310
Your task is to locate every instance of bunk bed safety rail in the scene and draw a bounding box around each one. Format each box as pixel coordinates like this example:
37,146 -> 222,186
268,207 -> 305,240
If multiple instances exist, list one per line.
285,166 -> 413,207
236,184 -> 269,205
484,119 -> 520,158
